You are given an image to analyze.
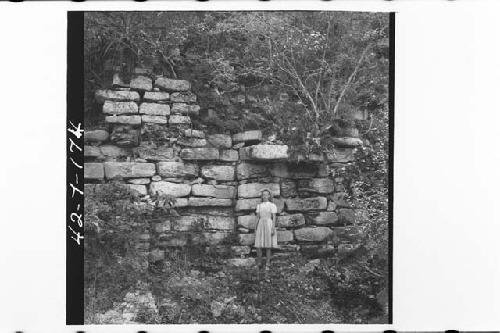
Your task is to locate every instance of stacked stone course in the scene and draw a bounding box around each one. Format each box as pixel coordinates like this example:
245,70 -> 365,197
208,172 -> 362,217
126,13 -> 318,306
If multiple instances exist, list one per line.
84,73 -> 363,266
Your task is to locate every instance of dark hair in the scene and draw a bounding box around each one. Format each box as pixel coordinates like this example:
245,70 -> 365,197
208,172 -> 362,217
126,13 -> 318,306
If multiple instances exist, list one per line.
260,188 -> 273,202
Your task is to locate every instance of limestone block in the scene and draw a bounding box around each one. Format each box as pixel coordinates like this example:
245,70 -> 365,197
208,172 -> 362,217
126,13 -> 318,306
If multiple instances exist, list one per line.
84,129 -> 109,143
280,179 -> 297,198
95,90 -> 140,104
110,125 -> 140,147
104,162 -> 156,179
127,178 -> 150,185
201,165 -> 235,181
238,233 -> 255,246
158,161 -> 199,178
84,145 -> 101,158
298,178 -> 335,194
219,149 -> 238,162
294,227 -> 334,242
184,129 -> 205,138
177,138 -> 207,147
139,102 -> 170,116
276,214 -> 305,228
232,130 -> 262,143
141,115 -> 167,124
155,77 -> 191,92
237,215 -> 257,230
235,198 -> 284,213
84,163 -> 104,179
127,184 -> 147,196
313,212 -> 339,225
188,197 -> 232,207
285,197 -> 327,211
170,91 -> 197,103
135,144 -> 174,161
250,145 -> 288,160
207,134 -> 232,149
191,184 -> 235,199
172,215 -> 206,231
105,115 -> 141,125
100,145 -> 127,158
171,103 -> 200,116
169,115 -> 191,125
103,101 -> 139,115
237,183 -> 280,198
159,233 -> 188,247
277,230 -> 294,243
130,75 -> 152,91
205,216 -> 235,230
143,91 -> 170,102
180,148 -> 219,160
149,181 -> 191,197
236,162 -> 268,180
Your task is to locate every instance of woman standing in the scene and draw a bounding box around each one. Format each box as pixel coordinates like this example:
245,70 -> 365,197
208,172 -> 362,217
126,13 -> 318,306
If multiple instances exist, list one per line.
254,189 -> 278,270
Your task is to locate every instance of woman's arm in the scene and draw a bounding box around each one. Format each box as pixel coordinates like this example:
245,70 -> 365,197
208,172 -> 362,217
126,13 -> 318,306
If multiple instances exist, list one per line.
271,213 -> 276,235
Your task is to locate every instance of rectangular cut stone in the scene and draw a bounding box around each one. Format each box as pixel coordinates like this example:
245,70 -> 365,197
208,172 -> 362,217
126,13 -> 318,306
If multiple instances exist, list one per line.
103,101 -> 139,115
236,162 -> 268,180
188,197 -> 232,207
205,216 -> 234,231
100,145 -> 127,158
276,214 -> 305,228
232,130 -> 262,143
105,115 -> 141,125
139,103 -> 170,116
130,75 -> 152,91
172,215 -> 206,231
201,165 -> 235,181
180,148 -> 219,160
149,181 -> 191,197
238,215 -> 257,230
220,149 -> 238,162
298,178 -> 335,194
235,198 -> 284,213
172,198 -> 189,208
207,134 -> 232,149
184,129 -> 205,138
127,184 -> 147,196
191,184 -> 235,199
127,178 -> 150,185
84,163 -> 104,179
169,115 -> 191,125
280,179 -> 297,198
141,115 -> 167,124
177,138 -> 207,147
295,227 -> 334,242
85,129 -> 109,143
95,90 -> 140,103
238,233 -> 255,246
285,197 -> 327,211
158,162 -> 198,178
250,145 -> 288,160
325,148 -> 356,163
170,91 -> 197,103
313,212 -> 339,225
238,183 -> 280,198
143,91 -> 170,102
277,230 -> 294,243
84,145 -> 101,158
155,77 -> 191,92
104,162 -> 155,179
171,103 -> 200,116
135,144 -> 174,161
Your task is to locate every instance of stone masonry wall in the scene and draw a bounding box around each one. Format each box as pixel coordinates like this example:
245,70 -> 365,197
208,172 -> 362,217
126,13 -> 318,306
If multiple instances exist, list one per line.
84,71 -> 363,266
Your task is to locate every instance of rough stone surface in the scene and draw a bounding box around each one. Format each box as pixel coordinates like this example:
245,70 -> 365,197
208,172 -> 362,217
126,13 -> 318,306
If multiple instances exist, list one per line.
231,246 -> 251,256
232,130 -> 262,143
325,148 -> 356,163
84,163 -> 104,179
110,125 -> 140,147
227,258 -> 256,267
154,221 -> 171,233
188,197 -> 232,207
235,198 -> 284,213
127,178 -> 150,185
295,227 -> 334,242
313,212 -> 339,225
250,145 -> 288,160
285,197 -> 328,211
238,233 -> 255,246
331,137 -> 363,147
191,184 -> 235,199
172,215 -> 205,231
169,115 -> 191,125
104,162 -> 156,179
95,90 -> 140,103
171,103 -> 200,116
135,144 -> 174,161
170,91 -> 197,103
207,134 -> 232,149
130,76 -> 152,91
236,162 -> 268,180
330,192 -> 350,208
280,180 -> 297,198
184,129 -> 205,138
270,163 -> 317,179
84,145 -> 101,158
143,91 -> 170,102
127,184 -> 147,196
276,214 -> 305,228
177,138 -> 207,147
298,178 -> 335,194
237,183 -> 280,198
237,215 -> 257,229
201,165 -> 235,181
159,234 -> 188,247
103,101 -> 139,115
139,103 -> 170,116
105,115 -> 141,125
338,208 -> 355,224
277,230 -> 294,243
205,216 -> 235,230
333,226 -> 362,243
141,115 -> 167,124
219,150 -> 238,162
192,232 -> 229,245
157,162 -> 198,178
150,181 -> 191,197
100,145 -> 127,157
180,148 -> 219,160
85,130 -> 109,143
155,77 -> 191,92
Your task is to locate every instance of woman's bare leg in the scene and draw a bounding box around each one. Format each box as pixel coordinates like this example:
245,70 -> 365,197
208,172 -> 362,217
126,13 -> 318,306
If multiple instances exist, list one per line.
265,248 -> 271,268
256,248 -> 262,268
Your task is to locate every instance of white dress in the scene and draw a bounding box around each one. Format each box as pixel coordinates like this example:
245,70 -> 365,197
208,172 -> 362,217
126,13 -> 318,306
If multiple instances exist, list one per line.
254,201 -> 278,248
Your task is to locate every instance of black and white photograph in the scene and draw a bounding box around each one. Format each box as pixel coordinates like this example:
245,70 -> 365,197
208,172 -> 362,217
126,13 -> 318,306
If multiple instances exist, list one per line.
80,10 -> 392,325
